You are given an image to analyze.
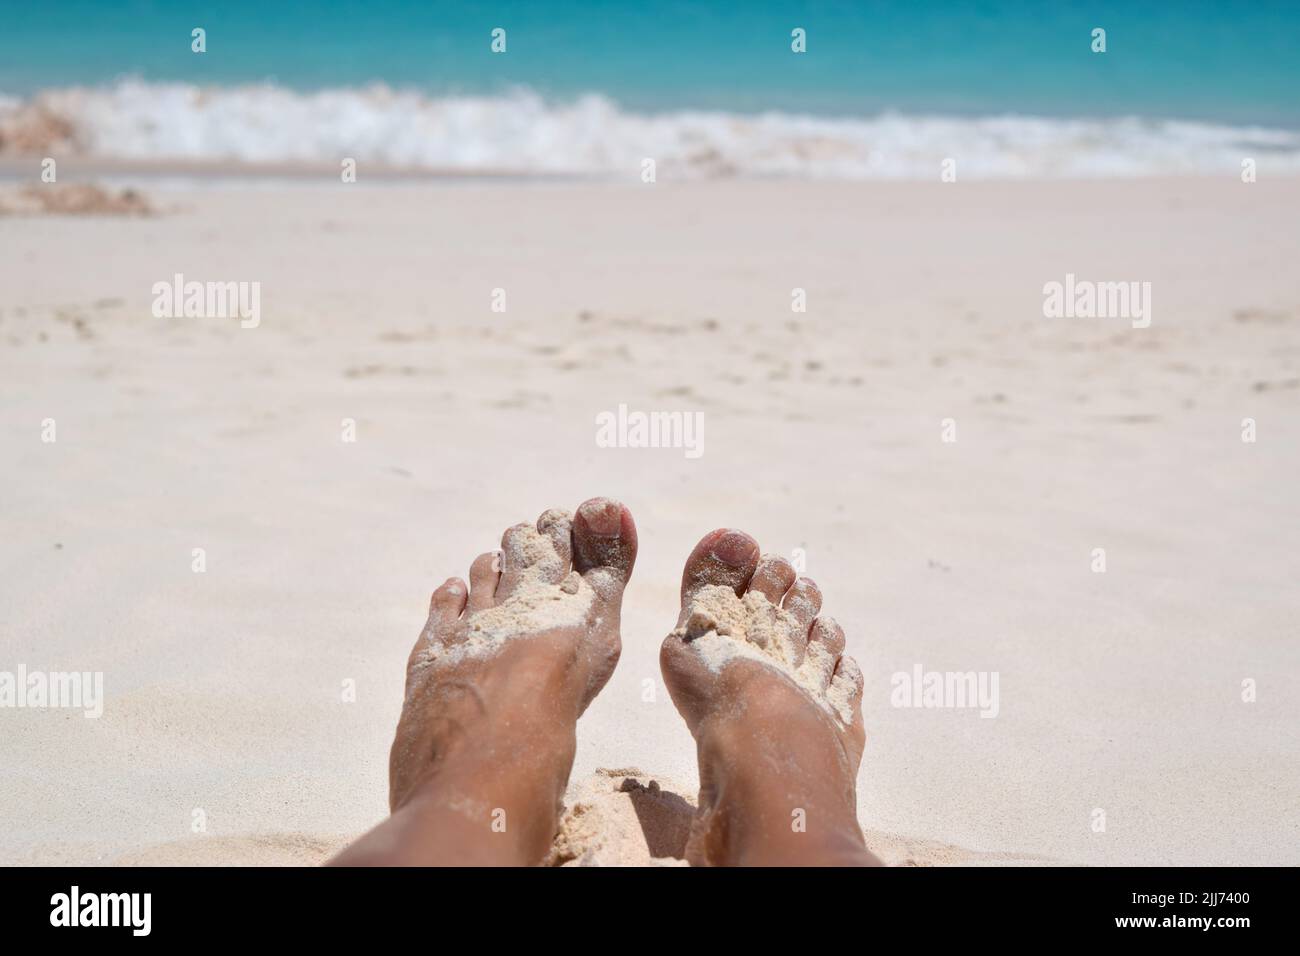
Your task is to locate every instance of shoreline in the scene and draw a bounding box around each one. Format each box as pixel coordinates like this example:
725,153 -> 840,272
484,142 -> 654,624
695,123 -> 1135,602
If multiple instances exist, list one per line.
7,156 -> 1300,186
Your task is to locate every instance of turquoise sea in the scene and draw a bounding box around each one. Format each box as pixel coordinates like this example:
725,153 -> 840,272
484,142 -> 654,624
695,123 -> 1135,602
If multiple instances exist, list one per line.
2,1 -> 1298,177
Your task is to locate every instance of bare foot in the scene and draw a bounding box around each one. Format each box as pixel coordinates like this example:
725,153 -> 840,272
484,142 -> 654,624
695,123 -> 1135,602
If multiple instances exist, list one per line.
660,529 -> 880,866
331,498 -> 637,866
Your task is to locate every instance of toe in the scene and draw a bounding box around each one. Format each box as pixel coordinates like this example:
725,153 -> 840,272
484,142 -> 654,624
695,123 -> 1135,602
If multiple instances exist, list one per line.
834,653 -> 865,697
831,652 -> 867,734
807,616 -> 846,688
680,529 -> 761,610
537,508 -> 574,569
748,553 -> 796,604
572,497 -> 638,605
809,615 -> 845,659
428,576 -> 468,626
498,520 -> 568,597
409,576 -> 467,674
466,551 -> 501,611
781,577 -> 822,630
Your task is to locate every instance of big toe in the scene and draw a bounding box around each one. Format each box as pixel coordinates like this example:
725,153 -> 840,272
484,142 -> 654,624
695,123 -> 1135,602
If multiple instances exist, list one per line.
572,497 -> 637,605
679,528 -> 760,616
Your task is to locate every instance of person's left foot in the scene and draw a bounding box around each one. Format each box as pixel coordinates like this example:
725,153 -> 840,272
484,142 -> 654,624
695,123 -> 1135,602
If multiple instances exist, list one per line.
331,498 -> 637,866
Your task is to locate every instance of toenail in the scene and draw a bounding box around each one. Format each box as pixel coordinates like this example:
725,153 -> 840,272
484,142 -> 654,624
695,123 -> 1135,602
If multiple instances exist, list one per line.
711,530 -> 755,567
579,498 -> 623,536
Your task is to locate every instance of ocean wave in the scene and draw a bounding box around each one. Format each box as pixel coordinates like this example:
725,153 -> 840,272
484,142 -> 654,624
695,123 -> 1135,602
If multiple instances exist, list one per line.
2,81 -> 1299,179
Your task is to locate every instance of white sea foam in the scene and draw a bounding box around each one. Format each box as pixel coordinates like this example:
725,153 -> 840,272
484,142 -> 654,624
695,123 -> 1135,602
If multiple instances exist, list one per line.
3,80 -> 1299,179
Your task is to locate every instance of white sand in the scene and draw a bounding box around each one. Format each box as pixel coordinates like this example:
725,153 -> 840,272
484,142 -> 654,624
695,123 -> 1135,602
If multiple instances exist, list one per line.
1,178 -> 1297,866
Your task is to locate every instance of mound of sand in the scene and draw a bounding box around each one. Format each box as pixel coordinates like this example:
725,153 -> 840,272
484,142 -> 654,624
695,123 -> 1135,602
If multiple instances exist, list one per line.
0,183 -> 152,216
548,769 -> 695,866
545,770 -> 1026,866
0,102 -> 76,154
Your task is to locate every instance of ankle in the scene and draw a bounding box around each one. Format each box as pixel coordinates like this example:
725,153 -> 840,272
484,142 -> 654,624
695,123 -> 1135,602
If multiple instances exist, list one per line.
694,720 -> 870,866
376,720 -> 576,865
398,709 -> 577,810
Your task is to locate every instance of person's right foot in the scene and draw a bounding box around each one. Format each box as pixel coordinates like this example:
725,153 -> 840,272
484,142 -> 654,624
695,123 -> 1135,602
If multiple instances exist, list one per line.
331,497 -> 637,867
660,529 -> 880,866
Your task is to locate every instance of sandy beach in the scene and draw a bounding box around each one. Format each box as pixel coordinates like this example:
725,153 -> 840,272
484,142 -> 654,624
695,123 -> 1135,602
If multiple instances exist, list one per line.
1,176 -> 1297,866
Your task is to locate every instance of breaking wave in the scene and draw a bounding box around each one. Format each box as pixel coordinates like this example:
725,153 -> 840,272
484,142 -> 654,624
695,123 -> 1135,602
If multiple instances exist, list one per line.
3,81 -> 1299,179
